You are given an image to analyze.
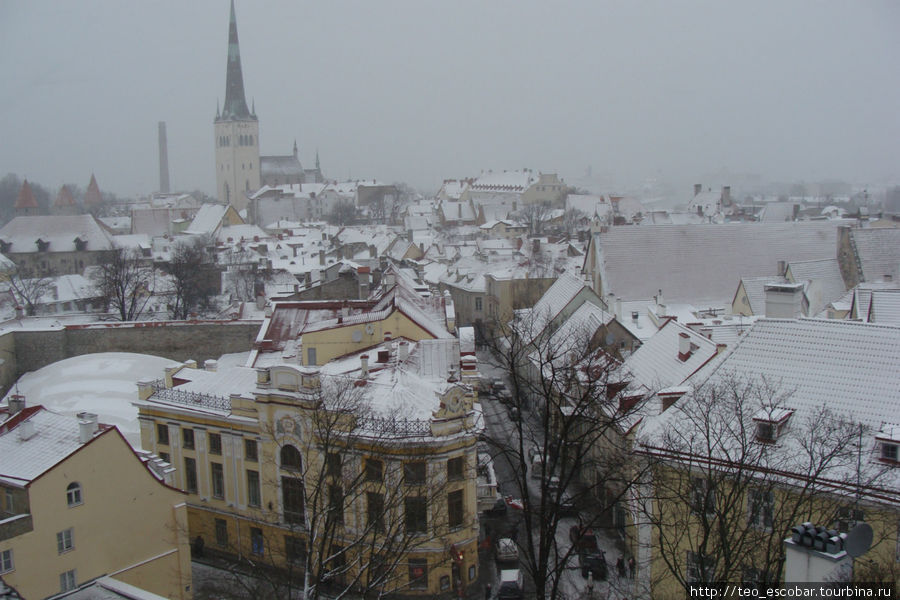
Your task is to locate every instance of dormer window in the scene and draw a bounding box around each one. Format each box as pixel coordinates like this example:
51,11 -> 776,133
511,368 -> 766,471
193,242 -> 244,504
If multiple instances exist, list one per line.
74,237 -> 87,251
35,238 -> 49,252
752,408 -> 793,443
0,240 -> 10,253
875,424 -> 900,465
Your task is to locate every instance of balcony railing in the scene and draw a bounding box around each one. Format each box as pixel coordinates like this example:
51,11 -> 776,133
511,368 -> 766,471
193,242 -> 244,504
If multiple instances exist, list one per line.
354,415 -> 432,438
150,379 -> 231,412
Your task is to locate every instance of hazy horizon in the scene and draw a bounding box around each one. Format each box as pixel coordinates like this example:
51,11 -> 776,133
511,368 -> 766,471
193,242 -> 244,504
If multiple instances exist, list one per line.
2,1 -> 898,198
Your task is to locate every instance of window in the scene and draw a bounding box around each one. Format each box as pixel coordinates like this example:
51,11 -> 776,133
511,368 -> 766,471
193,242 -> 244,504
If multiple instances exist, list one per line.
409,559 -> 428,590
881,442 -> 899,462
367,491 -> 385,532
307,347 -> 317,366
281,445 -> 302,471
0,549 -> 13,574
57,528 -> 74,554
4,488 -> 13,513
328,485 -> 344,525
209,432 -> 222,455
215,518 -> 228,547
210,463 -> 225,499
686,550 -> 715,583
404,461 -> 426,485
156,423 -> 169,445
66,482 -> 82,507
182,428 -> 195,450
285,536 -> 306,564
475,297 -> 483,311
448,490 -> 464,529
244,438 -> 258,462
756,422 -> 776,442
326,453 -> 342,478
748,489 -> 774,530
690,477 -> 716,516
247,470 -> 261,507
282,476 -> 305,524
184,457 -> 198,493
365,458 -> 383,482
251,527 -> 264,555
60,569 -> 77,592
405,496 -> 427,534
447,456 -> 464,481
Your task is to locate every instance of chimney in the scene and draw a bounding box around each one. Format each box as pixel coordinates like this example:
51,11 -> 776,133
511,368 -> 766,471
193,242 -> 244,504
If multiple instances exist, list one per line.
532,238 -> 540,254
764,282 -> 804,318
384,332 -> 392,343
158,121 -> 171,193
204,359 -> 218,372
18,419 -> 36,441
700,327 -> 713,340
694,183 -> 702,197
398,340 -> 409,361
8,394 -> 25,415
78,412 -> 99,443
360,354 -> 369,377
722,186 -> 731,206
678,332 -> 692,361
777,260 -> 786,276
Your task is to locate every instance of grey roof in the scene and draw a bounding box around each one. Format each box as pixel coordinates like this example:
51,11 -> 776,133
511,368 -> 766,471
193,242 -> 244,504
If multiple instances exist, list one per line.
850,227 -> 900,283
218,0 -> 254,121
787,258 -> 847,316
867,289 -> 900,324
0,215 -> 114,253
594,222 -> 840,306
738,276 -> 785,315
261,155 -> 304,178
756,202 -> 796,222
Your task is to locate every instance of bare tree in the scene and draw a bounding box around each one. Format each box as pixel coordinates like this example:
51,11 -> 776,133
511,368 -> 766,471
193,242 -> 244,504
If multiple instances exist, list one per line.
221,246 -> 269,303
163,236 -> 218,319
6,265 -> 54,316
327,201 -> 357,227
93,247 -> 154,321
636,377 -> 892,598
482,311 -> 647,599
519,201 -> 552,236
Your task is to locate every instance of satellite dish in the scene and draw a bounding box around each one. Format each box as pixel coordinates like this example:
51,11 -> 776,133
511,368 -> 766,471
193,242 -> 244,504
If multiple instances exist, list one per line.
844,522 -> 873,558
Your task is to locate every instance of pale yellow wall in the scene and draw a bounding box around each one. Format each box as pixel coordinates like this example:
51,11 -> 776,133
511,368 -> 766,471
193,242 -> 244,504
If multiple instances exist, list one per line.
215,119 -> 260,211
300,310 -> 437,366
731,281 -> 754,316
0,430 -> 191,599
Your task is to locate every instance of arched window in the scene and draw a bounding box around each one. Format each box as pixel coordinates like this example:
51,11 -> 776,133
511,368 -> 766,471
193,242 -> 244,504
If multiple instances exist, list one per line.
281,445 -> 302,471
66,482 -> 82,507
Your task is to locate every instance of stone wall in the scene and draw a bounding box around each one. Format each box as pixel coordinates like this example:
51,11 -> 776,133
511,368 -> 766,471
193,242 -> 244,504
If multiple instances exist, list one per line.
0,320 -> 262,394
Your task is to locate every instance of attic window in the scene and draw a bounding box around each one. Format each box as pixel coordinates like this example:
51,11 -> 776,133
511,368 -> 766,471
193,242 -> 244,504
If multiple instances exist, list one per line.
74,237 -> 87,251
36,239 -> 50,252
880,442 -> 898,463
0,240 -> 10,253
752,408 -> 793,443
875,424 -> 900,464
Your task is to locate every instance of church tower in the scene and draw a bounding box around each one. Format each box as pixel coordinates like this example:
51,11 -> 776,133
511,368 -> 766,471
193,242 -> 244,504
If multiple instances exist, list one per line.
214,0 -> 259,213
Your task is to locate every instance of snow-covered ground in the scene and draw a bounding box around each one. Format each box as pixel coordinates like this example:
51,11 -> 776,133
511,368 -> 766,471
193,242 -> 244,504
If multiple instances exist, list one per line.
1,352 -> 177,449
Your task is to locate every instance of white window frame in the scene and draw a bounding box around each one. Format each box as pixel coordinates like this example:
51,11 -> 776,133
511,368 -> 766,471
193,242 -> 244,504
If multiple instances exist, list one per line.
60,569 -> 77,592
66,482 -> 83,507
0,548 -> 13,574
57,528 -> 74,554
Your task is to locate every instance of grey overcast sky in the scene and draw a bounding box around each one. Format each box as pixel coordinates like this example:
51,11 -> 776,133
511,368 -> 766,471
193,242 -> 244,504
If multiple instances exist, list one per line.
1,1 -> 898,197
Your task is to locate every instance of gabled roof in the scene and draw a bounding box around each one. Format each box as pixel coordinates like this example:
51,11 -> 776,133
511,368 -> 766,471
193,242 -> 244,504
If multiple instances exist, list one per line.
594,222 -> 840,306
524,271 -> 589,341
622,320 -> 720,392
0,406 -> 113,486
786,257 -> 847,316
738,276 -> 786,315
867,289 -> 900,324
849,227 -> 900,283
55,185 -> 77,207
0,215 -> 115,253
186,203 -> 229,235
260,155 -> 303,178
84,174 -> 102,205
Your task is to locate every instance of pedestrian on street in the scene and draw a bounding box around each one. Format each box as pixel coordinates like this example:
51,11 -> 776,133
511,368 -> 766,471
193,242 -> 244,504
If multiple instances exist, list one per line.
616,555 -> 626,578
485,583 -> 492,599
628,555 -> 635,578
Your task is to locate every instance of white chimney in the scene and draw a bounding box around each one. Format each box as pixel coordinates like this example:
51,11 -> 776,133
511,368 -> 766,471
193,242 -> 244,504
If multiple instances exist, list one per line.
398,340 -> 409,361
678,332 -> 691,361
77,412 -> 99,443
360,354 -> 369,377
204,359 -> 218,372
17,420 -> 36,441
764,282 -> 804,318
8,394 -> 25,415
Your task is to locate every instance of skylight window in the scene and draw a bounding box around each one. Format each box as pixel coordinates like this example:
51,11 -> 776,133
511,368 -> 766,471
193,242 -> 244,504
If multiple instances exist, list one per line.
752,408 -> 793,443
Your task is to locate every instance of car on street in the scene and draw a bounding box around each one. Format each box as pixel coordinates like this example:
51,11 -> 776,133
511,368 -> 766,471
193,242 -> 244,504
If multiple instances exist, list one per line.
569,524 -> 608,580
495,537 -> 518,563
497,568 -> 524,599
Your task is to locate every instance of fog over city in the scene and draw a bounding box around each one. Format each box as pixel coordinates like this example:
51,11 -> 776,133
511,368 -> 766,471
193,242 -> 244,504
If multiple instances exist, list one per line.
2,1 -> 899,196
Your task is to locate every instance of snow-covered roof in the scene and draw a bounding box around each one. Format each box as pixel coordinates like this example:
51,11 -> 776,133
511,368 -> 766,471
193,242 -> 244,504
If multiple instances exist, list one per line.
738,276 -> 786,315
621,320 -> 720,392
0,215 -> 115,253
593,222 -> 840,306
470,169 -> 537,192
524,271 -> 590,342
185,204 -> 229,235
786,258 -> 847,316
757,202 -> 796,223
867,289 -> 900,324
0,407 -> 113,486
849,227 -> 900,283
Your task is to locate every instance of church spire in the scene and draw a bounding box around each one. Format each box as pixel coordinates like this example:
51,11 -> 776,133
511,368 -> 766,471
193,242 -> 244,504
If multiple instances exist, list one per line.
221,0 -> 252,120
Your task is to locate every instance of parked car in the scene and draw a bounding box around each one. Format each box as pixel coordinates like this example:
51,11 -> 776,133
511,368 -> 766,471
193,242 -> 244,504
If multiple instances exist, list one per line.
495,537 -> 518,563
484,497 -> 508,517
497,569 -> 524,599
569,524 -> 607,580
